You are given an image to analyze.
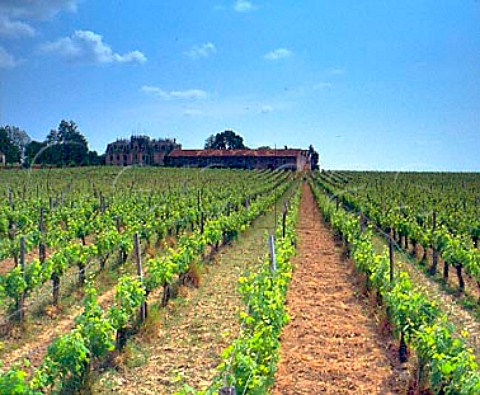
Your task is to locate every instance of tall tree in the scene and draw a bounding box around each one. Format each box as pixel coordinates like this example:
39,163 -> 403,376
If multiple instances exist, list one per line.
3,125 -> 31,163
57,120 -> 89,165
26,121 -> 92,167
0,127 -> 20,163
24,141 -> 47,166
308,144 -> 320,170
87,151 -> 104,166
43,129 -> 61,165
204,130 -> 247,150
38,121 -> 89,166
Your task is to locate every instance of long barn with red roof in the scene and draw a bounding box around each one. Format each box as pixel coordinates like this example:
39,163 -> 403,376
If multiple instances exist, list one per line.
166,148 -> 311,171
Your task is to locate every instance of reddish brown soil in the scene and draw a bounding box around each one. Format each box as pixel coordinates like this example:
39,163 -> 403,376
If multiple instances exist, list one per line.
0,246 -> 52,275
271,183 -> 407,394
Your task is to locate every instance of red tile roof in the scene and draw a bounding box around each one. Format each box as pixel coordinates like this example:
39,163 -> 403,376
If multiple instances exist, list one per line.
168,149 -> 306,158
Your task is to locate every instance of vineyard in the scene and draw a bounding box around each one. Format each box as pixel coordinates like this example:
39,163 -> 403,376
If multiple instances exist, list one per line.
0,167 -> 478,394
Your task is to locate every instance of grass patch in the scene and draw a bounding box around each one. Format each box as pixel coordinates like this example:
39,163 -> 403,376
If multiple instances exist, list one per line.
122,339 -> 149,369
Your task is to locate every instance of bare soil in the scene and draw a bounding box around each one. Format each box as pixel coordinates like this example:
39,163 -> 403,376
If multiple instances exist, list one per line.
271,183 -> 407,394
0,274 -> 119,373
91,191 -> 293,394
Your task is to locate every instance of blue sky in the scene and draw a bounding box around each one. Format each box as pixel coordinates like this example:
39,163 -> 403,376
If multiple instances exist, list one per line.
1,0 -> 479,170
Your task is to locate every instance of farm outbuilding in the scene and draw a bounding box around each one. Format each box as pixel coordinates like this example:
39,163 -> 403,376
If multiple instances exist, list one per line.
166,149 -> 311,171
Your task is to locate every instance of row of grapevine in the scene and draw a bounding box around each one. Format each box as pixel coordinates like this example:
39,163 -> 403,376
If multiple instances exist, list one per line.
177,183 -> 301,395
321,171 -> 479,242
0,171 -> 297,394
0,168 -> 279,262
309,177 -> 480,394
314,171 -> 480,297
0,170 -> 290,321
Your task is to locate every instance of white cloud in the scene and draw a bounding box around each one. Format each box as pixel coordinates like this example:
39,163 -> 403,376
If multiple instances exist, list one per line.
40,30 -> 147,64
184,42 -> 216,59
183,109 -> 204,116
0,0 -> 78,20
0,46 -> 19,68
141,86 -> 208,100
0,17 -> 35,38
234,0 -> 256,12
260,105 -> 273,114
264,48 -> 292,61
329,67 -> 346,75
313,82 -> 333,90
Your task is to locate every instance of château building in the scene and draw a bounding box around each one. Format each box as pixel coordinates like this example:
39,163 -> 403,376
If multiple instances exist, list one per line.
105,136 -> 181,166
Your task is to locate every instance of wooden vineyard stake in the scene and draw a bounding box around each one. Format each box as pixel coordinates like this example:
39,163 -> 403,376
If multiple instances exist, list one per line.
100,194 -> 106,212
52,271 -> 60,306
197,188 -> 201,211
282,210 -> 287,239
18,237 -> 26,321
8,189 -> 14,210
38,207 -> 47,262
134,233 -> 147,322
39,207 -> 45,233
116,215 -> 125,264
269,234 -> 277,273
389,232 -> 395,284
430,211 -> 438,275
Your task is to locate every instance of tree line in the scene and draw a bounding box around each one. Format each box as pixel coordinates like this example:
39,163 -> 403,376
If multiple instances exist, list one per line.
0,121 -> 103,167
1,124 -> 319,169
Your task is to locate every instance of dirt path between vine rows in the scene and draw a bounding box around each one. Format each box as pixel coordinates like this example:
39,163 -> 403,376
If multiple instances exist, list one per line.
92,190 -> 295,394
271,183 -> 407,394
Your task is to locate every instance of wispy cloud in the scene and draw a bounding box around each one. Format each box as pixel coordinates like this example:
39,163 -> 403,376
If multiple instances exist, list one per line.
183,109 -> 204,116
141,86 -> 208,100
184,42 -> 216,59
0,46 -> 19,68
0,16 -> 35,38
329,67 -> 346,75
40,30 -> 147,65
264,48 -> 292,61
313,82 -> 333,90
234,0 -> 256,13
260,105 -> 273,114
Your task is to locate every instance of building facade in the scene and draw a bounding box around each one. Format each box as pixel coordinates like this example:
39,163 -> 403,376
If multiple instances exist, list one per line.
105,136 -> 181,166
166,149 -> 311,171
0,152 -> 5,166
